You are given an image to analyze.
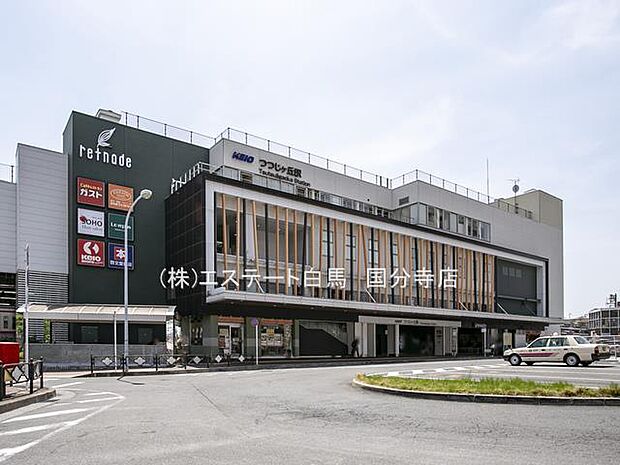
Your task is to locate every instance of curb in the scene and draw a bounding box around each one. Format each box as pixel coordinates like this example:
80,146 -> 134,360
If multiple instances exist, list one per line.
0,388 -> 57,414
351,379 -> 620,406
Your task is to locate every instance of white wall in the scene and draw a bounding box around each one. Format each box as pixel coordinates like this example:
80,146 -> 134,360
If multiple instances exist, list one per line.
0,181 -> 16,273
396,181 -> 564,319
209,139 -> 393,207
16,144 -> 68,274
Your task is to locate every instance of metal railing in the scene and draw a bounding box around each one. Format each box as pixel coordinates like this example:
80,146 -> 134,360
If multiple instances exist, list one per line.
0,162 -> 15,183
90,353 -> 255,375
122,111 -> 217,148
122,111 -> 536,221
0,358 -> 45,401
215,127 -> 391,186
392,169 -> 534,220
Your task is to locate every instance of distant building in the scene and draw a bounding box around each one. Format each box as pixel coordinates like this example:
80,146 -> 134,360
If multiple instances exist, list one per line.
561,315 -> 589,336
588,294 -> 620,336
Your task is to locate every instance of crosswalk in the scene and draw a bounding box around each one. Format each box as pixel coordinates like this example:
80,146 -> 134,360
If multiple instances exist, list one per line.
0,387 -> 124,462
382,363 -> 507,377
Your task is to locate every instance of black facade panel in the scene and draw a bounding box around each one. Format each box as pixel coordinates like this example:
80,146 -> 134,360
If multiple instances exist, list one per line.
495,258 -> 538,316
64,112 -> 208,305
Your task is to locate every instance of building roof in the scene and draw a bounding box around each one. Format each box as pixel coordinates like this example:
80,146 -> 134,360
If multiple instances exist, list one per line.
16,304 -> 175,323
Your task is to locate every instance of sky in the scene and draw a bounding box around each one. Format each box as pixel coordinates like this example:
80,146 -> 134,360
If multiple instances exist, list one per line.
1,1 -> 619,317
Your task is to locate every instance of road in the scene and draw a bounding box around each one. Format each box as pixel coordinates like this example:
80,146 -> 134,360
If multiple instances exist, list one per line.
1,358 -> 619,465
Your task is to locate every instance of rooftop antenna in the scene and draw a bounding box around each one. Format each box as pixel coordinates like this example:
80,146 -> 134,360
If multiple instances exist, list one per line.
508,178 -> 520,210
486,158 -> 490,201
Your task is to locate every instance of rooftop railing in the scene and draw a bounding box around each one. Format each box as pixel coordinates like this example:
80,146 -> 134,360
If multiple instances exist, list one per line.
392,169 -> 534,220
122,111 -> 535,221
0,163 -> 15,183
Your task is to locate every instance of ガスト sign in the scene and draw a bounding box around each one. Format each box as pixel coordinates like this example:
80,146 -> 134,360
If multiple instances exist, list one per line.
108,184 -> 134,211
77,239 -> 105,267
77,177 -> 105,207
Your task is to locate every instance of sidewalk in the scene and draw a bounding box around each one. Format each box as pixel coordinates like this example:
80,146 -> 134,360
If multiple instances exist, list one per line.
76,354 -> 499,378
0,387 -> 56,414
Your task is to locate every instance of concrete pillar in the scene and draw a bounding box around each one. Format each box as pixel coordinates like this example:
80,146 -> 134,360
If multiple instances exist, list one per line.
367,323 -> 376,357
293,320 -> 301,357
245,318 -> 258,358
361,322 -> 368,357
201,315 -> 219,356
395,324 -> 400,357
179,315 -> 191,352
387,325 -> 395,356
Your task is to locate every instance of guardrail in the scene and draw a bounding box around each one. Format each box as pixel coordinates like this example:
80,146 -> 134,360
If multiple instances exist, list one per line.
0,358 -> 45,401
90,353 -> 255,375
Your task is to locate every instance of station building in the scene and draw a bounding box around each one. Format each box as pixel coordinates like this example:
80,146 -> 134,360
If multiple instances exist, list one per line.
0,109 -> 564,362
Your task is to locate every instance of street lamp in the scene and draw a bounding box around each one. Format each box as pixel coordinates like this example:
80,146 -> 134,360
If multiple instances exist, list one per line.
123,189 -> 152,370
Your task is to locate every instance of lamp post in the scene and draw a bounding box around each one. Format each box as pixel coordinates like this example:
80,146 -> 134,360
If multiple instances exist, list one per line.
24,244 -> 30,362
123,189 -> 152,370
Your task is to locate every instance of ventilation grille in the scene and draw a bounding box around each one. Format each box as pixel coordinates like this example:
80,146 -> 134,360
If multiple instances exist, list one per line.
17,270 -> 68,307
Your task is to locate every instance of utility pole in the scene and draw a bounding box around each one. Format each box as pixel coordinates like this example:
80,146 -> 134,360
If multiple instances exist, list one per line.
24,244 -> 30,361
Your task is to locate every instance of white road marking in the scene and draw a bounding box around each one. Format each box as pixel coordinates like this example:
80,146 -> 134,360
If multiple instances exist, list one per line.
75,397 -> 124,404
0,398 -> 123,462
83,392 -> 117,396
50,382 -> 84,389
2,408 -> 92,424
0,422 -> 69,437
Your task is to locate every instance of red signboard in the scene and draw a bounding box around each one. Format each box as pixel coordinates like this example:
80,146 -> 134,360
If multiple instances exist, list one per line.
77,177 -> 105,207
77,239 -> 105,267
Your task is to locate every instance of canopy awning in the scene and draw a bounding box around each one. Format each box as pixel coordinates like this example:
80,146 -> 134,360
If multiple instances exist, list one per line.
16,303 -> 175,323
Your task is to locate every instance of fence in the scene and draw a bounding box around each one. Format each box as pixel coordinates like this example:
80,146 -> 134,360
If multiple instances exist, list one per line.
0,358 -> 45,401
90,353 -> 255,375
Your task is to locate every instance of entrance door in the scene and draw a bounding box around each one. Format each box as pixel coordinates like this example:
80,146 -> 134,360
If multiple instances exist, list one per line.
376,324 -> 388,357
230,326 -> 242,356
218,324 -> 243,356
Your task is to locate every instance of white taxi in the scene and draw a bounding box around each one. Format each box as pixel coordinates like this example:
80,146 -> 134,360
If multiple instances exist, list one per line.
503,335 -> 611,367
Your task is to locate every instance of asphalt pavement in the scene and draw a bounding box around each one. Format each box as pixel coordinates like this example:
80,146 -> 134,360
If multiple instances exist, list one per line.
1,358 -> 619,465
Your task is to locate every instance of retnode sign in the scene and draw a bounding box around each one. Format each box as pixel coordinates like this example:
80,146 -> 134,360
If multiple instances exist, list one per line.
77,239 -> 105,267
78,128 -> 133,168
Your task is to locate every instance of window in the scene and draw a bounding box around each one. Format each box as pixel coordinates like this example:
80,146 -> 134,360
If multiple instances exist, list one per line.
548,337 -> 566,347
480,222 -> 490,241
137,327 -> 154,344
449,213 -> 457,232
81,326 -> 99,343
419,204 -> 427,225
398,196 -> 409,206
471,219 -> 479,238
574,336 -> 591,344
457,215 -> 465,234
528,338 -> 548,348
2,317 -> 8,329
427,206 -> 436,227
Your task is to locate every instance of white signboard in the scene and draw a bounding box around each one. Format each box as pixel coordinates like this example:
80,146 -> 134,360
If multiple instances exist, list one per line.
77,208 -> 105,237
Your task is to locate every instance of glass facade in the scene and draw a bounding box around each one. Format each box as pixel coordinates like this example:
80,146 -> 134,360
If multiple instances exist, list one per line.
396,203 -> 491,242
213,192 -> 498,312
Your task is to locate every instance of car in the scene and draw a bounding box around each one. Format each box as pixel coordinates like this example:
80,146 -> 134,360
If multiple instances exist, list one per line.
503,335 -> 611,367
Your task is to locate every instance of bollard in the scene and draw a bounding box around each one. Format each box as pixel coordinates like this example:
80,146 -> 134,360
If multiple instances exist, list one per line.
39,358 -> 44,390
0,363 -> 5,400
28,359 -> 34,394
